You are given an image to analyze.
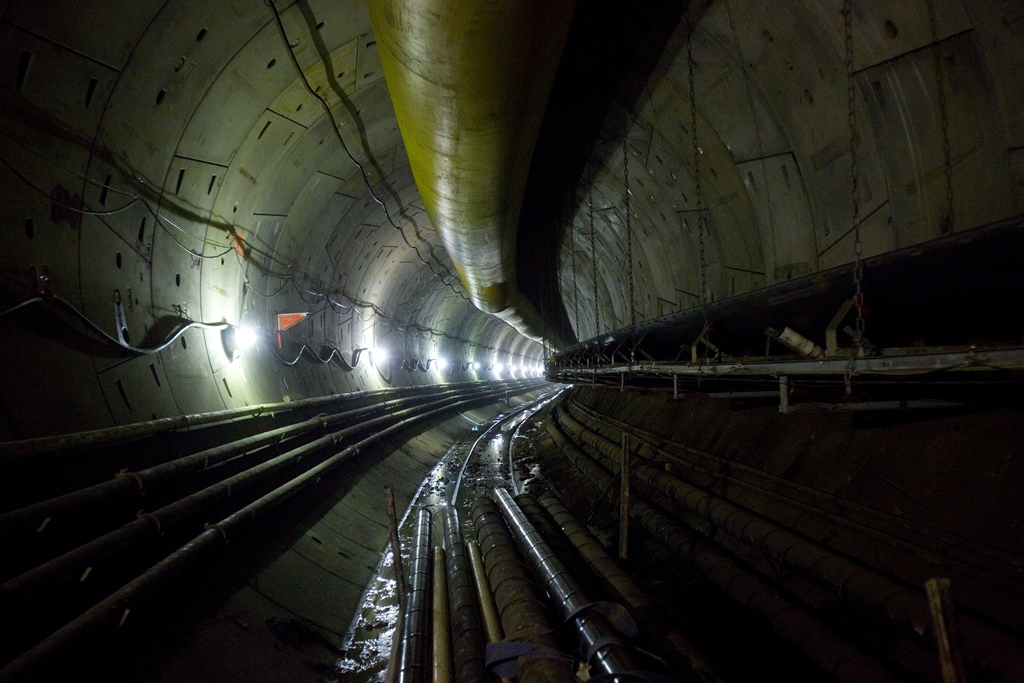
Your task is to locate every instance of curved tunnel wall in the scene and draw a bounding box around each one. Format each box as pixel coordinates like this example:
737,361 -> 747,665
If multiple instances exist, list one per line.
1,0 -> 1023,440
0,0 -> 541,440
546,0 -> 1023,342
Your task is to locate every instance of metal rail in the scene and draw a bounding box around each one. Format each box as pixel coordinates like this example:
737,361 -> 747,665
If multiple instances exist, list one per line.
553,345 -> 1024,380
449,387 -> 562,507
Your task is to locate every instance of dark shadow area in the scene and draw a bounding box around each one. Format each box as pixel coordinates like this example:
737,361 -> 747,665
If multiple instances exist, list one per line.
516,0 -> 693,347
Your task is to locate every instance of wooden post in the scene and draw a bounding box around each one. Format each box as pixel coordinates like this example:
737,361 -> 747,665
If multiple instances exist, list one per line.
619,432 -> 630,561
432,547 -> 453,683
779,376 -> 791,413
673,373 -> 678,400
925,578 -> 967,683
384,485 -> 407,607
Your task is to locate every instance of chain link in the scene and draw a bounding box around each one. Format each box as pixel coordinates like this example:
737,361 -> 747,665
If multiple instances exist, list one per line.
927,0 -> 955,234
571,209 -> 580,337
624,135 -> 636,332
844,0 -> 867,349
688,14 -> 709,328
590,185 -> 600,338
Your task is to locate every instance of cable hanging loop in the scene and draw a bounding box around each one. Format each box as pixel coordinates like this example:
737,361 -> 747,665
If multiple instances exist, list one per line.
687,13 -> 710,330
571,210 -> 581,337
590,184 -> 600,340
623,134 -> 636,337
927,0 -> 955,234
844,0 -> 868,352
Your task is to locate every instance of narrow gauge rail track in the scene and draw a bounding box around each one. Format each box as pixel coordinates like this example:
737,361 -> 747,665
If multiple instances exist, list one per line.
450,386 -> 565,508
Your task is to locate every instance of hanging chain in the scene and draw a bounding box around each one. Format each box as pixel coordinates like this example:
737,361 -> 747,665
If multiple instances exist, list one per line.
590,184 -> 600,338
623,135 -> 636,332
571,211 -> 581,337
688,14 -> 709,329
927,0 -> 954,234
844,0 -> 867,349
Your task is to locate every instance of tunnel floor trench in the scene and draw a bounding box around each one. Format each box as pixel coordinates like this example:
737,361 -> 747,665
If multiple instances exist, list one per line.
342,384 -> 1024,683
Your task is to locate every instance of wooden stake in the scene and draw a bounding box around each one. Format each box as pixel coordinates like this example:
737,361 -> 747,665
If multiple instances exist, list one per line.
384,485 -> 407,607
925,578 -> 967,683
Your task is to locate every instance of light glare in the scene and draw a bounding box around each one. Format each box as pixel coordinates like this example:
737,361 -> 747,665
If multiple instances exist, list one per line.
235,326 -> 258,350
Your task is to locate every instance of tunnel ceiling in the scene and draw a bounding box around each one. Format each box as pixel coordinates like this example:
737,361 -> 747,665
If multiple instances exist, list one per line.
1,0 -> 1023,438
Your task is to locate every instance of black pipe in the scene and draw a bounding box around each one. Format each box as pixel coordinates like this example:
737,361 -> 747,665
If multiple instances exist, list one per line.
398,508 -> 433,683
0,383 -> 536,607
0,383 -> 542,680
544,420 -> 902,683
470,497 -> 575,683
492,488 -> 639,677
2,386 -> 502,681
537,493 -> 718,683
0,385 -> 503,541
442,507 -> 487,683
556,402 -> 1024,679
0,379 -> 522,462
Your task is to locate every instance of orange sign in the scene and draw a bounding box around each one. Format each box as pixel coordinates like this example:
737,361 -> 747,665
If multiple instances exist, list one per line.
276,312 -> 308,331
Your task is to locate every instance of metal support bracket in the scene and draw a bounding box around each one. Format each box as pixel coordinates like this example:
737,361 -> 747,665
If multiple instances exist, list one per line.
690,324 -> 721,363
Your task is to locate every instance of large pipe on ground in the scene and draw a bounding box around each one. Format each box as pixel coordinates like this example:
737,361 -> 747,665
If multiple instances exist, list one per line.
442,508 -> 487,683
398,508 -> 433,683
366,0 -> 577,349
537,493 -> 719,683
471,497 -> 574,683
544,420 -> 901,683
555,403 -> 1024,679
492,488 -> 639,676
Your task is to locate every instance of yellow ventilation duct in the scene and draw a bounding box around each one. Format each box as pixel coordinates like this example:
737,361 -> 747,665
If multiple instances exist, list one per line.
367,0 -> 577,349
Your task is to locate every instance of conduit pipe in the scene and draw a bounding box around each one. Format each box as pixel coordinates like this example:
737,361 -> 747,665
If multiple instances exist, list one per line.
543,421 -> 901,683
398,509 -> 433,683
0,383 -> 535,608
538,493 -> 719,683
566,397 -> 1024,590
0,386 -> 497,541
555,404 -> 1024,678
366,0 -> 577,349
470,497 -> 575,683
492,488 -> 640,676
0,380 -> 501,463
442,508 -> 487,683
2,388 -> 522,682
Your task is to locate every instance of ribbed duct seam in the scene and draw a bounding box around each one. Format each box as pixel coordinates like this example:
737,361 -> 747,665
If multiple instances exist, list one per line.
398,508 -> 433,683
442,507 -> 487,683
537,493 -> 718,683
470,496 -> 575,683
492,488 -> 639,676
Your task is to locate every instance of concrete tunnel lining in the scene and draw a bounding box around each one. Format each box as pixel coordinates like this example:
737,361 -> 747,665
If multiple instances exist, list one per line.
1,0 -> 1023,680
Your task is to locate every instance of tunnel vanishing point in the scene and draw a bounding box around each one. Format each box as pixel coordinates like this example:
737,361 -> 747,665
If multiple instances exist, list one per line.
2,0 -> 1024,681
